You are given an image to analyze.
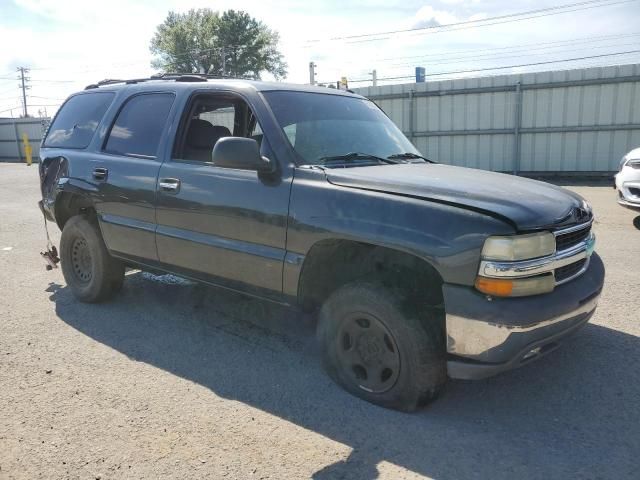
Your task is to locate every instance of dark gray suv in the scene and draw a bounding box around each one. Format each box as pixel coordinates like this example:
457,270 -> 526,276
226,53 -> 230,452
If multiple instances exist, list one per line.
39,74 -> 605,411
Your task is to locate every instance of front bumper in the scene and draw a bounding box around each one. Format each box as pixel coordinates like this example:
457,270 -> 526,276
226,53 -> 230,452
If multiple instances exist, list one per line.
615,168 -> 640,211
617,198 -> 640,211
445,252 -> 605,380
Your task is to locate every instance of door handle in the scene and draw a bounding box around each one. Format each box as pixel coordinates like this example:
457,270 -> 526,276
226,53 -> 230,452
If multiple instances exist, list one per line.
159,178 -> 180,193
92,167 -> 108,180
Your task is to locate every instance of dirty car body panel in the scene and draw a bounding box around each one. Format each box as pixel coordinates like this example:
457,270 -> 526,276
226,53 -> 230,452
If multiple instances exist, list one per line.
39,78 -> 605,382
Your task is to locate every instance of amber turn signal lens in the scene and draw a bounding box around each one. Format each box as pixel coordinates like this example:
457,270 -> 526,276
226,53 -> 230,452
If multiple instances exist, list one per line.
475,274 -> 555,297
475,277 -> 514,296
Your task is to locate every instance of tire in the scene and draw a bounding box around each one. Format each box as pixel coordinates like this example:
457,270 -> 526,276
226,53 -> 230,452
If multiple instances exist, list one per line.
317,282 -> 447,411
60,214 -> 125,303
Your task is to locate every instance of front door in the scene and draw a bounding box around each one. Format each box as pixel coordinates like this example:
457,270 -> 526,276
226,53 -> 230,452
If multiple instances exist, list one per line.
155,91 -> 292,299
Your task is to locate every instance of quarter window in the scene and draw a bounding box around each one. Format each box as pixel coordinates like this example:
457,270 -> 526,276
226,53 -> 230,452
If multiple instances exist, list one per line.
104,93 -> 175,158
43,92 -> 114,149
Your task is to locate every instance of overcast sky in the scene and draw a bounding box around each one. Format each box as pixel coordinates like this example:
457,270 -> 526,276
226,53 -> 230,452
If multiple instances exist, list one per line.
0,0 -> 639,117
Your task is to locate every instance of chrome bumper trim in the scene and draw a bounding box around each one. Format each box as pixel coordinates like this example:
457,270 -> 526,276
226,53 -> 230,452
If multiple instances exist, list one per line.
446,293 -> 599,358
618,198 -> 640,210
480,233 -> 594,283
552,219 -> 593,236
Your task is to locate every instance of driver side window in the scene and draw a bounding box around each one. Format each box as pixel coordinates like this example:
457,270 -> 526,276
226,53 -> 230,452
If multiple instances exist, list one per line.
174,94 -> 263,166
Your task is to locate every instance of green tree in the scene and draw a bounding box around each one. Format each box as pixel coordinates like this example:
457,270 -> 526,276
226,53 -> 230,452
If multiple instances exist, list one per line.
150,9 -> 287,80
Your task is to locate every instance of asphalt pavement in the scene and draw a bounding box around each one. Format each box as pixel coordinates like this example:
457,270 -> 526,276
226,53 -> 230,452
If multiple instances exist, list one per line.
1,163 -> 638,479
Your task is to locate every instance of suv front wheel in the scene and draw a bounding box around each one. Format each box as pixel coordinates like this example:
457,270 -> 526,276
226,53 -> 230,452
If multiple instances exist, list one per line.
60,215 -> 125,303
317,282 -> 447,411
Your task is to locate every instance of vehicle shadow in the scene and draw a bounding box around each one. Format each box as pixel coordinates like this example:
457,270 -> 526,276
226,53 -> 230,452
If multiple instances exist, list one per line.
47,273 -> 639,479
634,215 -> 640,230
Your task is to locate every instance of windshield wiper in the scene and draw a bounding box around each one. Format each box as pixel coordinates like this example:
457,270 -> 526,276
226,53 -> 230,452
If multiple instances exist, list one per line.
387,152 -> 435,163
316,152 -> 398,166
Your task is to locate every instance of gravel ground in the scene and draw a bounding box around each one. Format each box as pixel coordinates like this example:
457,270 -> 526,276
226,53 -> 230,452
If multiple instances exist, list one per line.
1,163 -> 639,479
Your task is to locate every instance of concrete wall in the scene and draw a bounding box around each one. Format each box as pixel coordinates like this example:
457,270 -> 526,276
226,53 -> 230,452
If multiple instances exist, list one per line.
354,64 -> 640,174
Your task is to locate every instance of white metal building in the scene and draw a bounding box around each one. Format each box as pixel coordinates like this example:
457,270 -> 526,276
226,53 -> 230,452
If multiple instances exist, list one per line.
354,63 -> 640,174
0,117 -> 49,162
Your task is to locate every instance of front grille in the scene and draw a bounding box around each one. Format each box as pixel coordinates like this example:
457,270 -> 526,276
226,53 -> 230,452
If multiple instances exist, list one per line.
629,187 -> 640,197
555,258 -> 587,282
555,224 -> 591,252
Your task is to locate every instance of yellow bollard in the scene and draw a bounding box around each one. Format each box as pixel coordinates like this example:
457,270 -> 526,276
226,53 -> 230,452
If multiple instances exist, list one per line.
22,133 -> 32,166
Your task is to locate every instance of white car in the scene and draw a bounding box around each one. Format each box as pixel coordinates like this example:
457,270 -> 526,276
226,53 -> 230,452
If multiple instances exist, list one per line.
615,147 -> 640,211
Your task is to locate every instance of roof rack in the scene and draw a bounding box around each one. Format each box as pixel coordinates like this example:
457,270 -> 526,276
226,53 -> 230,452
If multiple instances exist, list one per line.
84,73 -> 250,90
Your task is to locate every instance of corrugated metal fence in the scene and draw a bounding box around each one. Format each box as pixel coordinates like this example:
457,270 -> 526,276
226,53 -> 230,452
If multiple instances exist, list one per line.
0,117 -> 49,162
355,64 -> 640,174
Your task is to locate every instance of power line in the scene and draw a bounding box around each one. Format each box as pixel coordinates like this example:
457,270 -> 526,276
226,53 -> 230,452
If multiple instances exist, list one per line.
1,0 -> 636,83
0,75 -> 78,84
29,79 -> 77,84
310,0 -> 638,46
386,41 -> 640,69
28,95 -> 67,101
308,0 -> 636,43
373,32 -> 640,63
28,1 -> 635,76
0,106 -> 22,114
0,99 -> 21,107
341,1 -> 636,45
0,87 -> 18,95
342,49 -> 640,83
0,85 -> 20,96
26,41 -> 290,76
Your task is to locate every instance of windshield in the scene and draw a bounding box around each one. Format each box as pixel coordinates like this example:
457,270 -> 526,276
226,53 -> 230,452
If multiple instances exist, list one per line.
262,91 -> 420,166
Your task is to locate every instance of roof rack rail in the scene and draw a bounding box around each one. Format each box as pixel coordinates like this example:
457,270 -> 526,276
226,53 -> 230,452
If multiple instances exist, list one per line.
84,77 -> 152,90
153,72 -> 237,80
84,72 -> 251,90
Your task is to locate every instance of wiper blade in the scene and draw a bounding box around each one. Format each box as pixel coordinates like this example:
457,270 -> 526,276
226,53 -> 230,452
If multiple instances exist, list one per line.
317,152 -> 398,165
387,152 -> 435,163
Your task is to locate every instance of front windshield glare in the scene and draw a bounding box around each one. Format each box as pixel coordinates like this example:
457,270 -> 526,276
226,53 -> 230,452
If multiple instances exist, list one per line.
263,91 -> 420,165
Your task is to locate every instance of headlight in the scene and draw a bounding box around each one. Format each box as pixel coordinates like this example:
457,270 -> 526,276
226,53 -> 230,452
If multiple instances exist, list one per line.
619,155 -> 628,170
481,232 -> 555,261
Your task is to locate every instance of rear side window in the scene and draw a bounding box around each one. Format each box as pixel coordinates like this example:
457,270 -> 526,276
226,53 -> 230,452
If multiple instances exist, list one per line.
43,92 -> 114,148
104,93 -> 175,159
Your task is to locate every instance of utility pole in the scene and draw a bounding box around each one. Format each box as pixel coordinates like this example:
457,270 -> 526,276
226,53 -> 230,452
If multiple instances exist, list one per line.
221,46 -> 226,76
370,69 -> 377,87
17,67 -> 30,117
309,62 -> 317,85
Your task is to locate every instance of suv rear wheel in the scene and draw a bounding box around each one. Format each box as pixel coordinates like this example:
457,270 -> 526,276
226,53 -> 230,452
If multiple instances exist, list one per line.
60,215 -> 124,303
317,282 -> 447,411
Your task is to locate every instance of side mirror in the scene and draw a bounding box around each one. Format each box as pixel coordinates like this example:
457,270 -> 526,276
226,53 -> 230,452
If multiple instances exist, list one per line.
212,137 -> 276,173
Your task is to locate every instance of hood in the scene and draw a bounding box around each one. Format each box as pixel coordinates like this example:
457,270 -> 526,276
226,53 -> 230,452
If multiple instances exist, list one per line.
624,147 -> 640,161
325,163 -> 589,231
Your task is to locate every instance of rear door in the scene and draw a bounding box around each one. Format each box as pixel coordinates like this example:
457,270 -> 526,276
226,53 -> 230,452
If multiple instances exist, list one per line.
154,91 -> 293,299
90,92 -> 176,263
40,90 -> 116,216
